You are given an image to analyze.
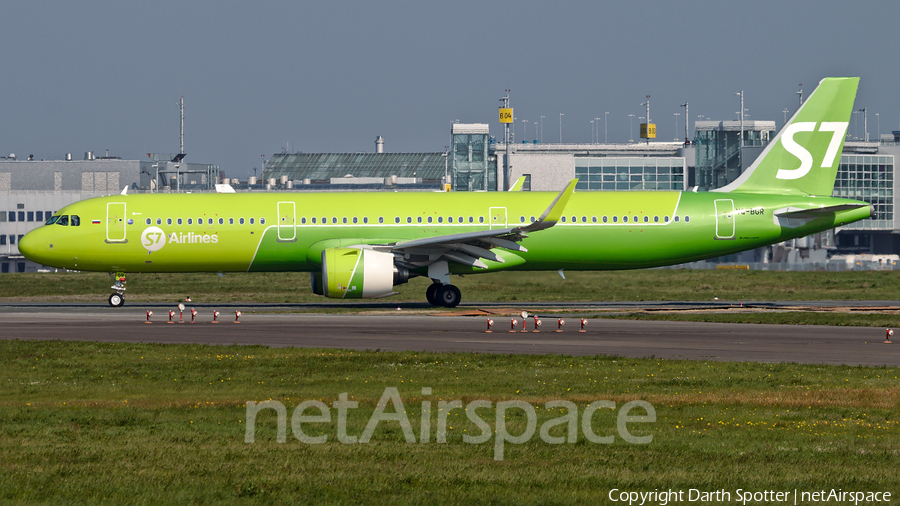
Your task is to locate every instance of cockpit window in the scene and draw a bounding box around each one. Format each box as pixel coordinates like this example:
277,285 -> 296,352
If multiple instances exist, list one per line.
45,215 -> 59,225
71,215 -> 81,226
56,215 -> 69,226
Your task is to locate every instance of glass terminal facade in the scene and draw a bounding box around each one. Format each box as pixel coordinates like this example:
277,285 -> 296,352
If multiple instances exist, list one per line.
574,157 -> 685,191
833,154 -> 894,230
451,124 -> 495,191
694,121 -> 774,190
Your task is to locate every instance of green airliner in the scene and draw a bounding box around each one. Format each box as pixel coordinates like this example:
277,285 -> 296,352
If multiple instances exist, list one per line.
19,77 -> 871,308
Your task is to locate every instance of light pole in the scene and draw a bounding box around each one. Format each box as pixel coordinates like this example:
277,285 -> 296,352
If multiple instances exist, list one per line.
679,102 -> 689,142
590,120 -> 595,144
540,115 -> 545,143
673,113 -> 681,141
797,84 -> 803,107
640,96 -> 651,144
876,113 -> 880,141
782,108 -> 789,128
534,122 -> 537,144
522,119 -> 528,143
559,113 -> 564,143
442,151 -> 448,191
858,108 -> 868,142
735,90 -> 744,148
628,114 -> 635,142
604,112 -> 609,144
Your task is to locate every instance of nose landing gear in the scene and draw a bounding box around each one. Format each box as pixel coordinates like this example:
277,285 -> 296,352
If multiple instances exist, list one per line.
108,272 -> 126,307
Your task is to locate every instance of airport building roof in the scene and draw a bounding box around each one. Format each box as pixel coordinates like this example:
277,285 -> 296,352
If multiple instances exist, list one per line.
263,152 -> 447,182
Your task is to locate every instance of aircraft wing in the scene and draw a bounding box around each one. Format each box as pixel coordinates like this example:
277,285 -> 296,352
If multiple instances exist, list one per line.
508,176 -> 527,191
360,179 -> 578,270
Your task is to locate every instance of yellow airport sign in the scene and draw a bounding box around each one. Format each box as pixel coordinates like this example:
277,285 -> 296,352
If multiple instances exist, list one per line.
640,123 -> 656,139
499,108 -> 513,123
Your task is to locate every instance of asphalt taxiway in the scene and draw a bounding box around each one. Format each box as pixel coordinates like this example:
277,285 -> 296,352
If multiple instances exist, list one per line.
1,303 -> 898,366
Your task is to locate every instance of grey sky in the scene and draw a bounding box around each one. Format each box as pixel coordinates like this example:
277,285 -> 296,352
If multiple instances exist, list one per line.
2,1 -> 898,179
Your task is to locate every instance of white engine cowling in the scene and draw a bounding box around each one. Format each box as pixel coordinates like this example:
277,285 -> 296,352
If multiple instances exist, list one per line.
321,247 -> 404,299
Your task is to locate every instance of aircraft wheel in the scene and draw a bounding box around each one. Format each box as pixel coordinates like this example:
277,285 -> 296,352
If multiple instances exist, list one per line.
108,293 -> 125,307
425,283 -> 441,306
436,284 -> 461,308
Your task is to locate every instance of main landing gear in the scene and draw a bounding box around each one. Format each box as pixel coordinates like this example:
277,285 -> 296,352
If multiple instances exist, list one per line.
108,272 -> 126,307
426,282 -> 461,308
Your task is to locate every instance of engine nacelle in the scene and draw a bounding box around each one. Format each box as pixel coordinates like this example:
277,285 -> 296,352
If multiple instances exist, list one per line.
320,247 -> 407,299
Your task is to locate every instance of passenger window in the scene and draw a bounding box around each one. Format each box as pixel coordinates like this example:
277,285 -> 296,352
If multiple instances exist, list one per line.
561,216 -> 566,223
218,218 -> 224,225
250,218 -> 255,225
438,216 -> 442,223
581,216 -> 587,223
643,216 -> 649,223
301,217 -> 306,224
178,218 -> 183,225
311,217 -> 316,224
188,218 -> 193,225
417,217 -> 422,224
146,218 -> 151,225
685,216 -> 691,223
592,216 -> 597,223
613,216 -> 618,223
394,217 -> 399,224
520,216 -> 525,223
57,215 -> 69,226
571,216 -> 577,223
602,216 -> 608,223
260,218 -> 265,225
167,218 -> 173,225
674,216 -> 679,223
229,218 -> 234,225
468,217 -> 474,223
654,216 -> 659,223
363,217 -> 368,224
531,216 -> 536,223
407,217 -> 412,224
459,216 -> 464,223
427,217 -> 432,224
448,217 -> 453,223
240,218 -> 245,225
331,217 -> 336,224
664,216 -> 669,223
156,218 -> 162,225
622,216 -> 628,223
353,217 -> 358,224
478,216 -> 484,224
322,217 -> 326,224
342,217 -> 348,224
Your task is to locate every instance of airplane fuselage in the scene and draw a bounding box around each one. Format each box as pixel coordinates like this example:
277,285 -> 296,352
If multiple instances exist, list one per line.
21,190 -> 870,275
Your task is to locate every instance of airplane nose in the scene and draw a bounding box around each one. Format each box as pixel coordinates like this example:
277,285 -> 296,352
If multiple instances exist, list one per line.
18,230 -> 40,261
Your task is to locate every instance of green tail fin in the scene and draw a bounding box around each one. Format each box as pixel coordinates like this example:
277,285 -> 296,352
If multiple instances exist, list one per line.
715,77 -> 858,196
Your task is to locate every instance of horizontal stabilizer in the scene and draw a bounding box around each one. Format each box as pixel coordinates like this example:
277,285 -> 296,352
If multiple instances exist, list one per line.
775,204 -> 868,219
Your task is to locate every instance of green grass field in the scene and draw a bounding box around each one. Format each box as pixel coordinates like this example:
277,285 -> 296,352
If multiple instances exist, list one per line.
3,269 -> 900,304
1,340 -> 898,504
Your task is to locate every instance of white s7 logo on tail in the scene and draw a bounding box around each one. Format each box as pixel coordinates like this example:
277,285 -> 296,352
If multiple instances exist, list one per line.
776,122 -> 849,180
